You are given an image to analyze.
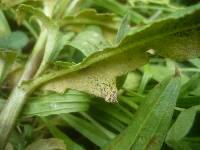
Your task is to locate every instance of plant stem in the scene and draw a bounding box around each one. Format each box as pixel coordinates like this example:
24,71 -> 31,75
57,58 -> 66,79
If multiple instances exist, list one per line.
19,30 -> 47,83
0,30 -> 47,149
0,1 -> 79,147
0,87 -> 29,149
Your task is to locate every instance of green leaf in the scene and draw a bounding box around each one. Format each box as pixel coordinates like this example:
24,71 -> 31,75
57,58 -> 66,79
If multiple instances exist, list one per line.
25,138 -> 66,150
114,13 -> 130,44
89,109 -> 126,132
101,76 -> 181,150
80,112 -> 116,139
17,4 -> 61,76
61,114 -> 112,147
190,85 -> 200,97
122,3 -> 200,60
1,0 -> 27,7
17,4 -> 54,27
23,90 -> 91,116
53,32 -> 75,59
90,0 -> 147,24
0,31 -> 28,50
90,101 -> 133,124
0,90 -> 91,131
41,117 -> 85,150
166,105 -> 200,150
179,73 -> 200,97
0,10 -> 12,85
0,51 -> 16,85
69,26 -> 109,56
60,9 -> 117,32
28,3 -> 200,102
0,10 -> 11,36
122,72 -> 141,92
35,28 -> 59,76
142,64 -> 172,82
138,65 -> 152,93
140,63 -> 188,87
189,58 -> 200,68
177,96 -> 200,108
0,97 -> 5,112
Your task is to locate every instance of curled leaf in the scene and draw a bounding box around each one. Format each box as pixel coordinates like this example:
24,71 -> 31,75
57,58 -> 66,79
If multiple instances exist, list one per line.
28,4 -> 200,102
42,49 -> 148,102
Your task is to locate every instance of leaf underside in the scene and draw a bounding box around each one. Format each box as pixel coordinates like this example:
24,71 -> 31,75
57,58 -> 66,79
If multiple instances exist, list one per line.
28,3 -> 200,102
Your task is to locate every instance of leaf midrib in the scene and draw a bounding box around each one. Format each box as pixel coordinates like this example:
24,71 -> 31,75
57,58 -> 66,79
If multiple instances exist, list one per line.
140,81 -> 179,149
108,79 -> 178,150
130,80 -> 176,147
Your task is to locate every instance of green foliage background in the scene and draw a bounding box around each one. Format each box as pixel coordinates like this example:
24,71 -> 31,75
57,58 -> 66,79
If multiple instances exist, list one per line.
0,0 -> 200,150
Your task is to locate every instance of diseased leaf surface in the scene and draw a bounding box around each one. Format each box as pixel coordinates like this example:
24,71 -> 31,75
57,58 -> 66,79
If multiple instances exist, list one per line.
1,2 -> 200,150
42,49 -> 148,102
40,4 -> 200,102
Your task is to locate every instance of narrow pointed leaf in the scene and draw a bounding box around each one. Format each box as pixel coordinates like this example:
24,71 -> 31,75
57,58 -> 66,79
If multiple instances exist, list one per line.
115,13 -> 130,44
23,90 -> 91,116
179,73 -> 200,97
166,105 -> 200,150
0,10 -> 10,36
102,76 -> 181,150
89,109 -> 126,132
61,114 -> 111,147
41,117 -> 85,150
90,101 -> 133,124
177,96 -> 200,108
